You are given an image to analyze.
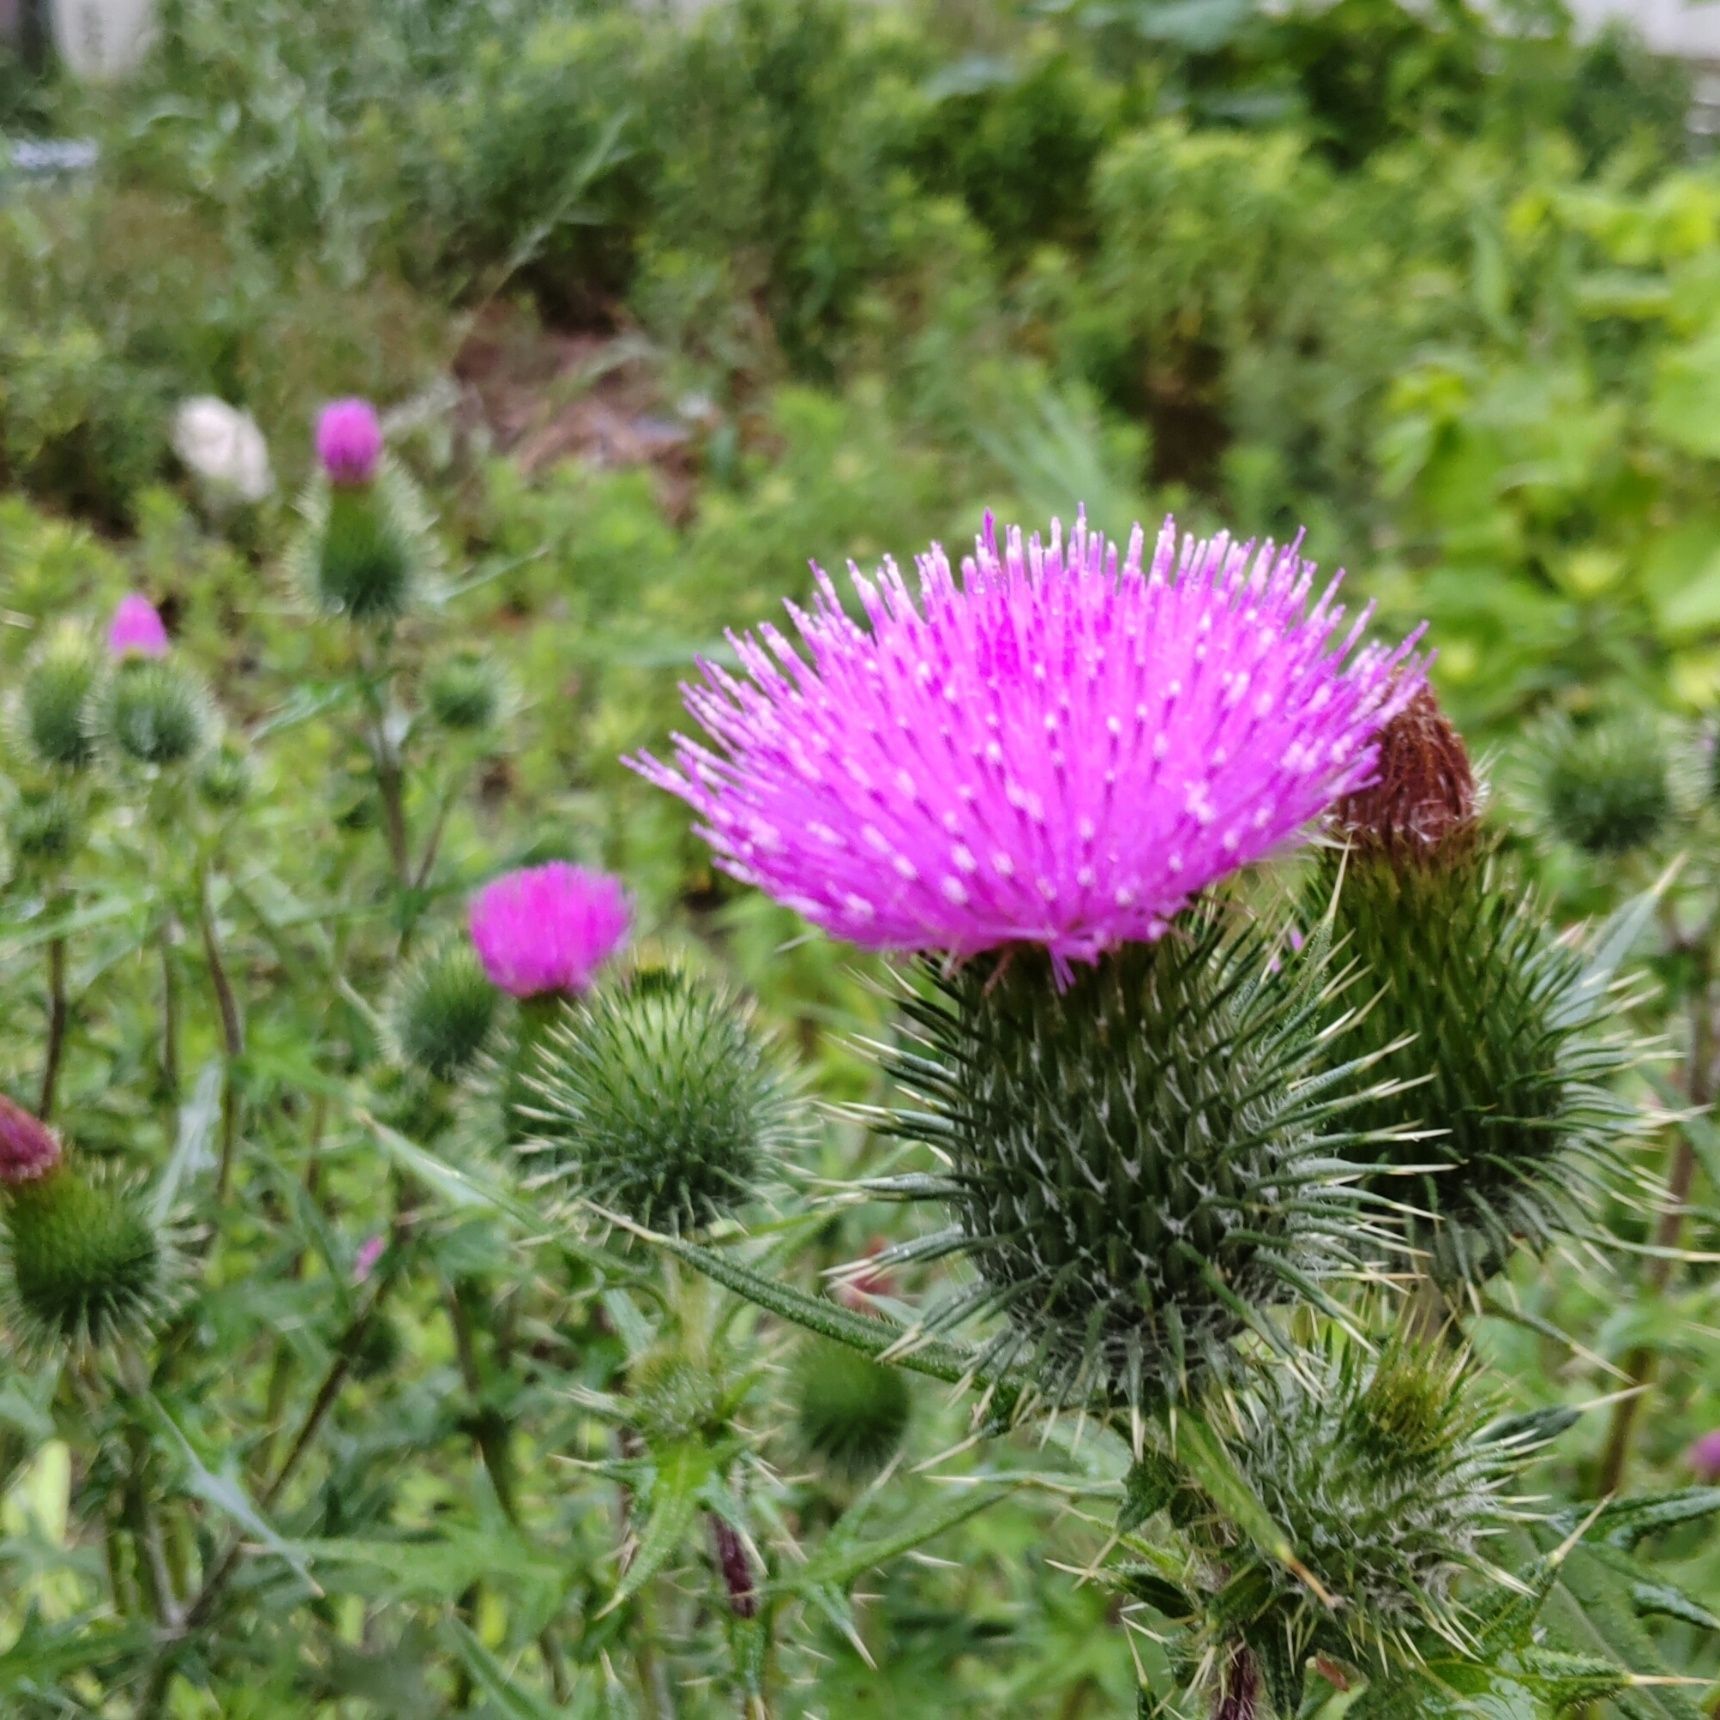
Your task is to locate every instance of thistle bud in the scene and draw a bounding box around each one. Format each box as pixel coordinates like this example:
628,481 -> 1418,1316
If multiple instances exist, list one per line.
104,658 -> 208,768
882,916 -> 1382,1416
5,790 -> 81,871
425,651 -> 502,734
1,1140 -> 175,1353
1688,1430 -> 1720,1484
520,967 -> 801,1233
1531,710 -> 1674,857
196,737 -> 252,810
1322,689 -> 1636,1286
16,630 -> 101,773
390,942 -> 498,1083
296,403 -> 429,624
1178,1340 -> 1530,1699
793,1340 -> 912,1479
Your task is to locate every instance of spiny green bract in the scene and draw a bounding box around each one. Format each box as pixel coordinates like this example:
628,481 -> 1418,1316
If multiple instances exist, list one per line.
196,737 -> 253,809
520,967 -> 801,1233
880,914 -> 1391,1417
103,658 -> 207,767
1316,845 -> 1635,1286
1176,1339 -> 1530,1699
6,789 -> 80,869
1535,711 -> 1674,857
293,464 -> 432,623
16,632 -> 101,772
425,650 -> 502,733
793,1339 -> 911,1478
390,941 -> 499,1083
4,1168 -> 176,1353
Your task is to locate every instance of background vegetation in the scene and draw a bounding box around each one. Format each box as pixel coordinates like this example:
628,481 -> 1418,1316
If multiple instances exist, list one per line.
1,0 -> 1717,1714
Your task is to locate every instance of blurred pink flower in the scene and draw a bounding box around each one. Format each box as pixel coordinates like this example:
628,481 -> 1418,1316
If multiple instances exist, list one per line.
468,862 -> 629,999
352,1235 -> 386,1284
315,398 -> 383,487
107,594 -> 170,660
634,511 -> 1422,976
1688,1429 -> 1720,1483
0,1095 -> 63,1185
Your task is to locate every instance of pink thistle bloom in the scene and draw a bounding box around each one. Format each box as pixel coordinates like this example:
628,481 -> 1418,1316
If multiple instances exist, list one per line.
315,398 -> 384,487
107,594 -> 170,660
1689,1430 -> 1720,1483
468,862 -> 630,999
633,512 -> 1423,974
0,1095 -> 63,1185
352,1235 -> 386,1284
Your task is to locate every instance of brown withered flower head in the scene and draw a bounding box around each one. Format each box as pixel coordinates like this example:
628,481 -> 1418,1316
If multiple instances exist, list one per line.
1332,684 -> 1478,859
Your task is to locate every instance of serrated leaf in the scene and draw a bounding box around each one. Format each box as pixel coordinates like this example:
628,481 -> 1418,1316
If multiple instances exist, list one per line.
600,1440 -> 712,1616
1631,1580 -> 1720,1633
442,1622 -> 563,1720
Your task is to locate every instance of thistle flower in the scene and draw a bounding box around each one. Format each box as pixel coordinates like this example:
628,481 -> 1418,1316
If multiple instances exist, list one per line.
634,512 -> 1421,975
0,1096 -> 63,1184
468,863 -> 629,1000
315,398 -> 384,488
520,966 -> 801,1232
106,594 -> 170,661
1175,1338 -> 1535,1704
1320,689 -> 1639,1286
352,1234 -> 386,1285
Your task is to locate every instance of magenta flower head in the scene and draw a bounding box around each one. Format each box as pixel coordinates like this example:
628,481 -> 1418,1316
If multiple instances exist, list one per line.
315,398 -> 384,487
633,512 -> 1423,975
0,1095 -> 63,1185
352,1234 -> 386,1285
107,594 -> 170,660
468,862 -> 630,1000
1689,1429 -> 1720,1483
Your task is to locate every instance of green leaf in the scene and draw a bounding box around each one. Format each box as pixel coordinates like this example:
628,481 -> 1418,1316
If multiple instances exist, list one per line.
1631,1580 -> 1720,1633
442,1623 -> 564,1720
151,1058 -> 222,1223
600,1439 -> 712,1616
300,1530 -> 563,1601
653,1231 -> 996,1388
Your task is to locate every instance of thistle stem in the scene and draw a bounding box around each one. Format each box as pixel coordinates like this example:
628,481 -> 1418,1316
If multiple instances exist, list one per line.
38,928 -> 67,1120
1597,911 -> 1717,1494
1213,1644 -> 1260,1720
198,872 -> 246,1204
158,920 -> 180,1103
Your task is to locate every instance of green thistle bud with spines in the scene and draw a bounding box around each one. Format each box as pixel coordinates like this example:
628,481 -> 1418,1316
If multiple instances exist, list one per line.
6,789 -> 81,871
877,910 -> 1400,1420
292,462 -> 436,625
425,650 -> 502,734
3,1164 -> 179,1355
1175,1336 -> 1534,1696
519,966 -> 803,1234
103,657 -> 208,768
15,629 -> 101,773
1524,709 -> 1677,858
390,942 -> 499,1084
196,736 -> 252,810
1513,705 -> 1671,860
793,1339 -> 911,1479
1322,688 -> 1640,1287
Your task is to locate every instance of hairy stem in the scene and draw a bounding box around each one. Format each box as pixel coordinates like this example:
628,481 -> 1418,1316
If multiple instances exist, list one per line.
158,920 -> 180,1103
38,928 -> 68,1120
198,873 -> 246,1204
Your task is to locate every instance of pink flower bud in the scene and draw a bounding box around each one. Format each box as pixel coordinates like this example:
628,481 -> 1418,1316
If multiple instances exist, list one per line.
0,1095 -> 63,1185
315,398 -> 384,487
107,594 -> 170,660
353,1235 -> 386,1284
